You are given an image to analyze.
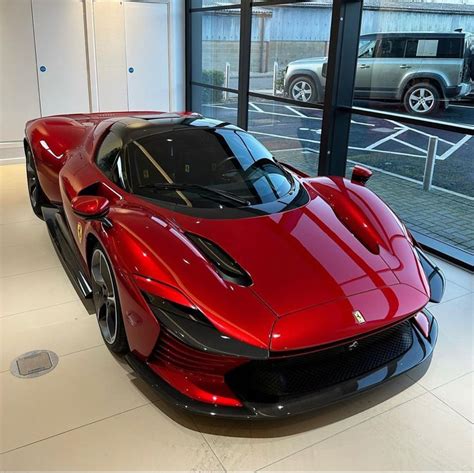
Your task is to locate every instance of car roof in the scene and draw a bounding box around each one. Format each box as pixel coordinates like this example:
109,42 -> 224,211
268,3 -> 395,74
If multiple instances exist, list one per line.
110,114 -> 242,144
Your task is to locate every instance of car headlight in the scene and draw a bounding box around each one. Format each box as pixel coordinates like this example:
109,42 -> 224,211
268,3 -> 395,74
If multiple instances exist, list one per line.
134,274 -> 267,359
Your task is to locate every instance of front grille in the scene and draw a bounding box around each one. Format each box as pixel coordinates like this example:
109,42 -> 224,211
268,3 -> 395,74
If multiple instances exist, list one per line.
226,319 -> 414,403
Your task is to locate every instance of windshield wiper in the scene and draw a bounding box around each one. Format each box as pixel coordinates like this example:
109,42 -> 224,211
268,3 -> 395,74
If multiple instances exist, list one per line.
138,183 -> 251,206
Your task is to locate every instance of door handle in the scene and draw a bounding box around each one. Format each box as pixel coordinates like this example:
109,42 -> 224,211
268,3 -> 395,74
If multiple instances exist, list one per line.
359,64 -> 370,69
400,65 -> 412,69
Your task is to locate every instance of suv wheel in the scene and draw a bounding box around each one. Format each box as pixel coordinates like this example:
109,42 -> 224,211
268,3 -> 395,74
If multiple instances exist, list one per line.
403,83 -> 440,115
289,76 -> 317,103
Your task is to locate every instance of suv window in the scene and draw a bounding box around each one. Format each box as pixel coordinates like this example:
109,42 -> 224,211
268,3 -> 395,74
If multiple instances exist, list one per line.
405,37 -> 464,58
358,39 -> 377,58
376,38 -> 407,58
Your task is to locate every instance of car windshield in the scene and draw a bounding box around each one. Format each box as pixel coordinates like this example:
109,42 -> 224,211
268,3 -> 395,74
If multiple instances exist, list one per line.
124,127 -> 295,208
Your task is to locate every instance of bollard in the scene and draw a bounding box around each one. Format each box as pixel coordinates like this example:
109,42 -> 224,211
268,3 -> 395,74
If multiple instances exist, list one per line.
273,61 -> 279,96
224,62 -> 230,101
423,136 -> 438,191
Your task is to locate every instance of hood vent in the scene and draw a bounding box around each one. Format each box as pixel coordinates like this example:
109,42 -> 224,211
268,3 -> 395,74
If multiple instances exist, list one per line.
186,233 -> 252,287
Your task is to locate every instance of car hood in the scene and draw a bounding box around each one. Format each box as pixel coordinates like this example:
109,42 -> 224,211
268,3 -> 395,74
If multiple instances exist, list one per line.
124,177 -> 429,351
289,57 -> 327,66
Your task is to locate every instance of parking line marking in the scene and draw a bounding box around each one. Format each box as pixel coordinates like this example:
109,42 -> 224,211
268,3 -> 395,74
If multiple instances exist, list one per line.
391,137 -> 428,155
438,135 -> 472,161
285,105 -> 308,118
349,146 -> 424,158
387,119 -> 455,145
250,131 -> 425,158
249,102 -> 265,112
249,130 -> 321,145
366,128 -> 407,150
350,120 -> 376,127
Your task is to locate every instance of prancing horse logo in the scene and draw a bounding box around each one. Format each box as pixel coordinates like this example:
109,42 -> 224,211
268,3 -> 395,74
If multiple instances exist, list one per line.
77,222 -> 83,243
352,310 -> 366,324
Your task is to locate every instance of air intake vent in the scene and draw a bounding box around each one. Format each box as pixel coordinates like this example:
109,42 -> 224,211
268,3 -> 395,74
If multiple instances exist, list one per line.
186,233 -> 252,286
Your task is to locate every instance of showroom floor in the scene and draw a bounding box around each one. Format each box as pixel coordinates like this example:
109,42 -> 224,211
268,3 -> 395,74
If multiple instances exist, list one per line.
0,163 -> 472,471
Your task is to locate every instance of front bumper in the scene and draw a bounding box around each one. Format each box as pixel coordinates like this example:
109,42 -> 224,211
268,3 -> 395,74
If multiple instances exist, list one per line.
125,314 -> 438,419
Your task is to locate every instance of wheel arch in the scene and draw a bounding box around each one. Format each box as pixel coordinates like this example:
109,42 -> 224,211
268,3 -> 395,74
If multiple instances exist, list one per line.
400,74 -> 447,101
286,69 -> 323,99
85,231 -> 100,268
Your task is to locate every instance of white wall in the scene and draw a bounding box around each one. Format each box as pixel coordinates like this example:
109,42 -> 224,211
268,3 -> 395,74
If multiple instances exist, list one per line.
0,0 -> 186,163
0,0 -> 41,148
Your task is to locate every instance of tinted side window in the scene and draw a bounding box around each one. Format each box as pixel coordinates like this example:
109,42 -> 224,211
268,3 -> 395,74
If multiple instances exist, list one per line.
437,38 -> 463,58
96,132 -> 122,181
376,38 -> 407,58
405,40 -> 419,58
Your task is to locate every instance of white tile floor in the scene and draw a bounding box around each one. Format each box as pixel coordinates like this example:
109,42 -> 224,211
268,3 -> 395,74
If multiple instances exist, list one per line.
0,163 -> 472,471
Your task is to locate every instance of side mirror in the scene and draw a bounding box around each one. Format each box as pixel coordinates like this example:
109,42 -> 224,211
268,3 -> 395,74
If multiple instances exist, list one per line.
71,195 -> 110,219
351,165 -> 373,186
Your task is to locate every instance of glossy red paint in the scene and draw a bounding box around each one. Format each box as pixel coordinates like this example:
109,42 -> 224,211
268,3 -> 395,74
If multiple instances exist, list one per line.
25,111 -> 433,408
351,164 -> 373,185
149,326 -> 245,406
71,195 -> 110,218
133,274 -> 196,309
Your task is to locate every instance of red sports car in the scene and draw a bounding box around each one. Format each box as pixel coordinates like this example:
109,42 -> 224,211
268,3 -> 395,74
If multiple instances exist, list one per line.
24,111 -> 444,418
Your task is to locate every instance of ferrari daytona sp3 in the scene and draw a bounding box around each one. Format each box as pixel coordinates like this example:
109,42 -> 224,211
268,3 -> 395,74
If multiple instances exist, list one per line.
24,111 -> 445,418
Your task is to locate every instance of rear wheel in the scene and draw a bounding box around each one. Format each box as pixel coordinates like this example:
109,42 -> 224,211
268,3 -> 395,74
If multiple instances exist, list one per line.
90,244 -> 129,354
403,82 -> 440,115
25,144 -> 48,219
289,76 -> 318,103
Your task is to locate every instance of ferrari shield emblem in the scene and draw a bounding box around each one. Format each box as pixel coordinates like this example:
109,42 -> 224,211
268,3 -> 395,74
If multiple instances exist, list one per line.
352,310 -> 366,324
77,222 -> 83,243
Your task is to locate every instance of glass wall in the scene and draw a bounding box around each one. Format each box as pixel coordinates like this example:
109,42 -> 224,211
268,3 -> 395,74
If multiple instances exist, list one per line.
352,1 -> 474,126
188,0 -> 474,265
345,0 -> 474,256
247,97 -> 322,174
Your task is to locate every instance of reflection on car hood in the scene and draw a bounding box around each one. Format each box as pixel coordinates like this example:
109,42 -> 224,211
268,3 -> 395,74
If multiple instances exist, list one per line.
169,176 -> 429,349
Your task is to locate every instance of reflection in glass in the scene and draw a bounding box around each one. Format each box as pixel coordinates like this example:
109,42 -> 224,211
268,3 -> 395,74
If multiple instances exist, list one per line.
347,114 -> 473,254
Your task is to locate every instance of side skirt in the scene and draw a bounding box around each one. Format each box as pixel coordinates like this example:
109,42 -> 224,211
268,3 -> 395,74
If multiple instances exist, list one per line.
42,206 -> 95,314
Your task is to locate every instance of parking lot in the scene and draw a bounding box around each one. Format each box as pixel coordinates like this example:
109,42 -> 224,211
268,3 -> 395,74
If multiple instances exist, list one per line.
203,99 -> 473,197
202,99 -> 474,253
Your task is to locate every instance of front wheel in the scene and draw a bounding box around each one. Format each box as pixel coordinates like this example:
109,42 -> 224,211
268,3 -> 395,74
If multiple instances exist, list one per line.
403,83 -> 441,115
289,76 -> 318,103
90,245 -> 129,354
25,144 -> 48,219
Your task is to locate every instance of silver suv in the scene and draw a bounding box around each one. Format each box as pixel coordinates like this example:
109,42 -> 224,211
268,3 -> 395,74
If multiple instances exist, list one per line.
284,32 -> 473,115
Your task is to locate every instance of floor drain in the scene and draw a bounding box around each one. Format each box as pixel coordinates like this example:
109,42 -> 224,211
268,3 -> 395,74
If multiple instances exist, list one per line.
10,350 -> 59,378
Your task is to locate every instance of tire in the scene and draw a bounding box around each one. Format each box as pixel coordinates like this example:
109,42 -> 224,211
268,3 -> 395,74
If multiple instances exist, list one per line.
289,76 -> 318,103
403,82 -> 441,115
25,143 -> 49,220
90,244 -> 129,354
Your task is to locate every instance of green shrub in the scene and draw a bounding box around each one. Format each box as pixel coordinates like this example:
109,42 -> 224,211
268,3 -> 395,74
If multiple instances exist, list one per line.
202,69 -> 225,103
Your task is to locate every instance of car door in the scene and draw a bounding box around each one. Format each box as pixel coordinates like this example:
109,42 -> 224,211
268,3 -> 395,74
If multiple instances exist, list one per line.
367,37 -> 415,100
355,38 -> 377,98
